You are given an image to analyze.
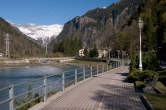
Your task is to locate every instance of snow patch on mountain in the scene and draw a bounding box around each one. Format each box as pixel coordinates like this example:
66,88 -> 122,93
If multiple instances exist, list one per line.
11,23 -> 63,42
100,6 -> 107,9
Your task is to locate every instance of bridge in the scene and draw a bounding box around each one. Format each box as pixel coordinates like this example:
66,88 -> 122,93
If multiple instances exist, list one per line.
30,66 -> 146,110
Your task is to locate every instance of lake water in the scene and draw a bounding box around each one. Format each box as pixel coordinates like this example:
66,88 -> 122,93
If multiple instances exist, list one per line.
0,64 -> 83,110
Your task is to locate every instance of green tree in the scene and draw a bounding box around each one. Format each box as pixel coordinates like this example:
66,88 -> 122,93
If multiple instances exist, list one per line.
53,37 -> 83,56
84,47 -> 89,57
142,51 -> 160,71
89,45 -> 98,58
144,17 -> 157,51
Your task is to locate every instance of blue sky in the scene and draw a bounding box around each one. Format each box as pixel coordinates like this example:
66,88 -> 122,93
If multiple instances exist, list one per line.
0,0 -> 119,25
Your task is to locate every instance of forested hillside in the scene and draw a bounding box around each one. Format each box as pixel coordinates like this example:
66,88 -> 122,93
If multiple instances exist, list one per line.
114,0 -> 166,60
0,17 -> 44,58
53,0 -> 166,61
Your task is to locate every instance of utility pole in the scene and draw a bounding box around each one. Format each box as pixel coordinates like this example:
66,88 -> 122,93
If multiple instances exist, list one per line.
44,37 -> 49,56
45,43 -> 48,56
5,33 -> 10,58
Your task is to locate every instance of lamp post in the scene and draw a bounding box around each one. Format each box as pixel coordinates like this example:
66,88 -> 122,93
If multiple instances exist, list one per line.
138,18 -> 143,71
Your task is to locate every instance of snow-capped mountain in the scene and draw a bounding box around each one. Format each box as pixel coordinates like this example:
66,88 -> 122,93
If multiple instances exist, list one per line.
11,23 -> 63,44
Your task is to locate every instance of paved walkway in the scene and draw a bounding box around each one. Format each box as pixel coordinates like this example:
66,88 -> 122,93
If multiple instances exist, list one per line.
41,66 -> 146,110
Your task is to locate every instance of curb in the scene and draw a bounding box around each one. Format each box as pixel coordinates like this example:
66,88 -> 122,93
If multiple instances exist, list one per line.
153,87 -> 164,94
140,95 -> 155,110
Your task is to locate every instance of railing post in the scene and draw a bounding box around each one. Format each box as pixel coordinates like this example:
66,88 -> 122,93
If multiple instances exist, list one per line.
75,69 -> 77,84
62,72 -> 65,91
83,66 -> 85,80
102,64 -> 104,73
43,76 -> 47,103
107,64 -> 109,71
97,64 -> 99,76
9,85 -> 14,110
90,66 -> 92,77
112,63 -> 113,69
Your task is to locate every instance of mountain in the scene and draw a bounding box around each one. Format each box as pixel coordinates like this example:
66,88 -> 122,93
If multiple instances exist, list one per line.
0,17 -> 44,58
54,0 -> 141,49
11,23 -> 63,44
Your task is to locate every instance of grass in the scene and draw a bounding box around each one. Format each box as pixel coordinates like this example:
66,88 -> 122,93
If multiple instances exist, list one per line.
146,94 -> 166,110
145,81 -> 166,110
156,81 -> 166,94
69,59 -> 106,65
136,81 -> 145,88
136,81 -> 144,86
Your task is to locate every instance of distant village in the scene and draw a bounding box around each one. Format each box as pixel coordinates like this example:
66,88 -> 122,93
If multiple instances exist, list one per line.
78,48 -> 128,59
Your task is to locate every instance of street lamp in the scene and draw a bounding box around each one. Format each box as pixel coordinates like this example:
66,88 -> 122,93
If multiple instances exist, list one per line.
138,18 -> 143,71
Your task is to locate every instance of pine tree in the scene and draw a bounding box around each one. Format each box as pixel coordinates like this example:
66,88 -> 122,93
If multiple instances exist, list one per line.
84,47 -> 89,57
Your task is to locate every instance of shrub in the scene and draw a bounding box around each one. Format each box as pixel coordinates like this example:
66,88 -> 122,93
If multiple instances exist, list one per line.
158,71 -> 166,76
129,52 -> 160,71
128,69 -> 159,83
157,71 -> 166,86
127,69 -> 141,82
159,76 -> 166,86
140,70 -> 159,81
136,81 -> 145,89
142,52 -> 160,71
129,54 -> 139,71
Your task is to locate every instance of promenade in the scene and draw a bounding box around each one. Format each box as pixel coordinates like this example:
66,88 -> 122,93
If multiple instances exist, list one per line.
31,66 -> 146,110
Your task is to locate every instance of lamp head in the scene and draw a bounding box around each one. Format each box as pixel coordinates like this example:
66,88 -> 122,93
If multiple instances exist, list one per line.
5,33 -> 10,40
6,33 -> 9,37
138,18 -> 143,29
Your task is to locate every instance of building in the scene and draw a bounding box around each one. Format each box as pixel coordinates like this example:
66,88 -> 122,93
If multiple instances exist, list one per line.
98,49 -> 109,58
0,53 -> 4,58
79,49 -> 85,57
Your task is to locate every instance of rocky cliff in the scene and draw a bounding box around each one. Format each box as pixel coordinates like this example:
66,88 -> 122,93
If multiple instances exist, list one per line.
55,0 -> 140,49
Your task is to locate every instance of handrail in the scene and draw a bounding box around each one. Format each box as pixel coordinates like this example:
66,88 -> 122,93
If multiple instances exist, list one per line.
65,74 -> 75,79
0,86 -> 10,92
14,85 -> 43,99
14,77 -> 44,87
0,98 -> 10,105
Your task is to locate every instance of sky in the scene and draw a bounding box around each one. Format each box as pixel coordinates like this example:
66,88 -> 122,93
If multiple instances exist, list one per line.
0,0 -> 119,25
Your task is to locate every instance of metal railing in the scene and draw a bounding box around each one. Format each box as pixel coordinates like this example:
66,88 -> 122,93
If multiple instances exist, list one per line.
0,62 -> 121,110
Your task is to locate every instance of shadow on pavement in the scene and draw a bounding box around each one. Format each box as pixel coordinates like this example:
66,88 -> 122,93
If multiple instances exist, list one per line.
91,84 -> 146,110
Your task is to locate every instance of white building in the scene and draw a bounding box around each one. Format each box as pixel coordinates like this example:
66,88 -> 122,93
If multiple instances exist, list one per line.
98,49 -> 109,58
0,53 -> 4,58
79,49 -> 85,57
